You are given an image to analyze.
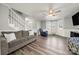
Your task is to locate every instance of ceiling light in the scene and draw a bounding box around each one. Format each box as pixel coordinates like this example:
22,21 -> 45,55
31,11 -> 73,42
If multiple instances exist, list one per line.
25,18 -> 29,21
49,10 -> 53,13
48,14 -> 53,16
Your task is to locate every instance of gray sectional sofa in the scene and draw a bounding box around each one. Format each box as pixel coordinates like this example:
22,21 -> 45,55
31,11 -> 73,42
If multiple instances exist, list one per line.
0,30 -> 36,55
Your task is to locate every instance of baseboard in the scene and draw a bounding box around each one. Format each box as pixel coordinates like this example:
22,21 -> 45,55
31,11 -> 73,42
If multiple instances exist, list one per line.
52,34 -> 69,39
48,34 -> 55,36
38,34 -> 69,39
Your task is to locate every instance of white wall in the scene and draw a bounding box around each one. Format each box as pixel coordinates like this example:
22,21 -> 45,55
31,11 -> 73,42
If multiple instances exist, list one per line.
25,18 -> 41,32
64,7 -> 79,29
55,17 -> 75,37
64,16 -> 73,29
33,20 -> 41,31
55,19 -> 64,36
0,4 -> 15,30
40,20 -> 46,29
0,4 -> 41,31
57,9 -> 79,37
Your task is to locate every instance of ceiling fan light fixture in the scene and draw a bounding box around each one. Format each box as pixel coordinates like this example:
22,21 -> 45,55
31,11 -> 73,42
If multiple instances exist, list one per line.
48,10 -> 53,16
48,7 -> 55,16
53,14 -> 55,16
49,10 -> 53,13
48,13 -> 53,16
49,11 -> 55,16
46,4 -> 61,17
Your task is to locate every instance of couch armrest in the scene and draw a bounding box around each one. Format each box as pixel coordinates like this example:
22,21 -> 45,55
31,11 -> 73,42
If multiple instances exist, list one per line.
0,37 -> 8,55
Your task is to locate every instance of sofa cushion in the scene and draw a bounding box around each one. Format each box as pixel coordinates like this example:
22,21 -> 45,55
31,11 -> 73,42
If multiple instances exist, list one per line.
22,31 -> 29,37
15,31 -> 23,39
29,31 -> 34,36
8,38 -> 28,48
27,35 -> 35,40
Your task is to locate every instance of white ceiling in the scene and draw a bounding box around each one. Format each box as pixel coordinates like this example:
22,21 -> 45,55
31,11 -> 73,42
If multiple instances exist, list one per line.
5,3 -> 79,20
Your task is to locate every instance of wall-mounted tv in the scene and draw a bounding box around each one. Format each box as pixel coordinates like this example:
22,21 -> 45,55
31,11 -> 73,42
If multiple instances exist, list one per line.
72,12 -> 79,26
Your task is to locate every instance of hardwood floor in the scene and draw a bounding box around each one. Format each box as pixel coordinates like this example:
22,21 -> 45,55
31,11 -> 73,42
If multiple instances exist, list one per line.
10,35 -> 73,55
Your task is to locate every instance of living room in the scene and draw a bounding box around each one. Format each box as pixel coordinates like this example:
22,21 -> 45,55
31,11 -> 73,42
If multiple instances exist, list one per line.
1,3 -> 79,55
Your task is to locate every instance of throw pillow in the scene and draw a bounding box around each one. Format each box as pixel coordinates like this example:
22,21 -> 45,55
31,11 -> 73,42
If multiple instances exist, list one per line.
29,31 -> 34,36
4,33 -> 16,42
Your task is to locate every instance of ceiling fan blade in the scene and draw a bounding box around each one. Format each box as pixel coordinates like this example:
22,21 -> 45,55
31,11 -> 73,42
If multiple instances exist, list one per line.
55,10 -> 61,13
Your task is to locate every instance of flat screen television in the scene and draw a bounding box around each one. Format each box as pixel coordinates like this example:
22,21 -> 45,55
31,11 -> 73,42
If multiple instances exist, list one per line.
72,12 -> 79,26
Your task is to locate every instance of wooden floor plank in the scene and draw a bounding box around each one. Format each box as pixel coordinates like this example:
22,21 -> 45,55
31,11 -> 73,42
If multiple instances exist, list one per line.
10,35 -> 73,55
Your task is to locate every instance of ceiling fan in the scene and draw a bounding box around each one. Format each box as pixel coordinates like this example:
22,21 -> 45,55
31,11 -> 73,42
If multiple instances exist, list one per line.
41,4 -> 61,16
48,6 -> 61,16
